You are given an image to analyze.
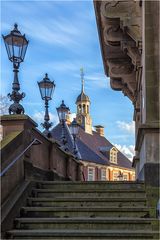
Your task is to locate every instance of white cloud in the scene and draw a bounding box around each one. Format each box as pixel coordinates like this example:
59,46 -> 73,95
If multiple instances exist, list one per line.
0,95 -> 10,115
85,73 -> 109,89
8,9 -> 92,50
116,121 -> 135,134
73,72 -> 110,89
2,15 -> 84,50
69,113 -> 76,122
32,111 -> 59,127
25,20 -> 77,47
2,0 -> 95,55
114,144 -> 135,161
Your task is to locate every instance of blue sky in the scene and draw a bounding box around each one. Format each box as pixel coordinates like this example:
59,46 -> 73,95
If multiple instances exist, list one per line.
1,0 -> 135,159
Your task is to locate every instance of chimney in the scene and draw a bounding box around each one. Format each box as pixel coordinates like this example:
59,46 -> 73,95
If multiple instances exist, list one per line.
94,125 -> 104,137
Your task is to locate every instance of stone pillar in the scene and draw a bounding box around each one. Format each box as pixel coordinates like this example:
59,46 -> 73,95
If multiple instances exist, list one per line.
93,0 -> 159,186
1,115 -> 38,165
1,115 -> 37,139
135,1 -> 160,185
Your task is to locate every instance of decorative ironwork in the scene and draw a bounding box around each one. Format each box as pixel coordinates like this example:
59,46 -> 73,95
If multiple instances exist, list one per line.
38,73 -> 55,137
69,118 -> 79,156
2,23 -> 29,114
57,100 -> 70,147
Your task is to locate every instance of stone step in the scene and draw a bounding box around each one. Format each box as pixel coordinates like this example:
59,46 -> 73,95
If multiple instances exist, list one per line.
32,188 -> 146,198
36,181 -> 145,190
7,229 -> 157,239
20,206 -> 151,218
27,197 -> 147,207
14,217 -> 153,231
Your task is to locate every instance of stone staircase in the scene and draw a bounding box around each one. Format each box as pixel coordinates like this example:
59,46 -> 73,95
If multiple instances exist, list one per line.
6,181 -> 159,239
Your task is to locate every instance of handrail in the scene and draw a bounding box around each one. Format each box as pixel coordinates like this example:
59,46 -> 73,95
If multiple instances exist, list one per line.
0,138 -> 42,177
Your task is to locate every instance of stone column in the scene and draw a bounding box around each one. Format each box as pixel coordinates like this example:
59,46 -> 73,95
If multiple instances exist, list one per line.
135,1 -> 160,185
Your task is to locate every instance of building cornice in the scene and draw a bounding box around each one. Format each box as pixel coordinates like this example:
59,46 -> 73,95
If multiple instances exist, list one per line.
93,0 -> 142,104
135,122 -> 160,151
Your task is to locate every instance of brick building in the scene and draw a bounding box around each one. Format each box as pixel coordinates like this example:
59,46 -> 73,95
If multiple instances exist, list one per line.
51,70 -> 135,181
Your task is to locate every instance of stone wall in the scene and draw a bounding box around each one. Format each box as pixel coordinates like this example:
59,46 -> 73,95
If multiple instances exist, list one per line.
1,115 -> 82,205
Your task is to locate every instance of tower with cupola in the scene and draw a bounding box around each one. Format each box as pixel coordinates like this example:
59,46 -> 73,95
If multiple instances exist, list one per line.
76,68 -> 92,134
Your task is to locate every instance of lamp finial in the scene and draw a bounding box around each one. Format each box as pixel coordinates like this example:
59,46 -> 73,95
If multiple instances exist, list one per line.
14,23 -> 18,30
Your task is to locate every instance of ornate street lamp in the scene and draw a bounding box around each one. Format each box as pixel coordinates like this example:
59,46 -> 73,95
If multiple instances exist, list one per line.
118,171 -> 123,181
38,73 -> 55,137
69,118 -> 79,156
2,23 -> 29,114
56,100 -> 70,146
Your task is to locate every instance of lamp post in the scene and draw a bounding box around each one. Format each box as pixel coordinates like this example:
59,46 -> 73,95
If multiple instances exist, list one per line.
56,100 -> 70,146
69,118 -> 79,156
38,73 -> 55,137
2,23 -> 29,114
118,171 -> 123,181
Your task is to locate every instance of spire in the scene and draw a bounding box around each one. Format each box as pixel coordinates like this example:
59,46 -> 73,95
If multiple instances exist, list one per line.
76,68 -> 90,104
80,67 -> 85,93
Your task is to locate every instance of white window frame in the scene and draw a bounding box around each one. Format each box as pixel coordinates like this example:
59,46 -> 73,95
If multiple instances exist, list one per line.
87,167 -> 95,181
101,169 -> 106,181
110,148 -> 117,164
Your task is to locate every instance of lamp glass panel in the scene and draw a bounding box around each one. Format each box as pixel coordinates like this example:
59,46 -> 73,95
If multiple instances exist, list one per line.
57,108 -> 68,121
69,125 -> 74,135
20,40 -> 28,61
4,35 -> 13,60
70,124 -> 79,135
4,41 -> 12,60
12,36 -> 25,62
57,109 -> 61,120
4,34 -> 28,63
62,111 -> 66,120
73,126 -> 79,135
13,44 -> 21,62
38,81 -> 54,100
12,35 -> 25,46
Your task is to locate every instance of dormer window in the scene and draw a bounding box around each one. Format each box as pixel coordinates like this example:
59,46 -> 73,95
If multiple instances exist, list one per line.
99,146 -> 118,163
110,147 -> 118,164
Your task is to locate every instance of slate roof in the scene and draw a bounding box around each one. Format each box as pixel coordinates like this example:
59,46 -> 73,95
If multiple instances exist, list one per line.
51,123 -> 133,170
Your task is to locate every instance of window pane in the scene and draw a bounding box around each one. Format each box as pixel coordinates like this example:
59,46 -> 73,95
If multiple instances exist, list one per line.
123,174 -> 128,181
88,168 -> 95,181
101,169 -> 106,181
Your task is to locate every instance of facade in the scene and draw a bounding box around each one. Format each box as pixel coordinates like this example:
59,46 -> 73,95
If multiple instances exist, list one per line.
51,70 -> 135,181
93,0 -> 159,185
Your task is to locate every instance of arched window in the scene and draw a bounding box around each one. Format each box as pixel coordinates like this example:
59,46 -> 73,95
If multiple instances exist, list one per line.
83,104 -> 85,113
87,105 -> 89,114
78,104 -> 82,113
